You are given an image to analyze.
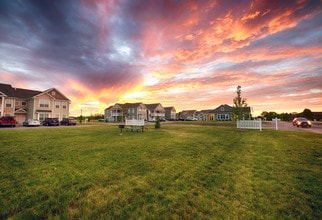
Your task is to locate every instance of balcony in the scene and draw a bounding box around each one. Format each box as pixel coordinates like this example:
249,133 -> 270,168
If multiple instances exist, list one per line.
111,113 -> 122,117
151,112 -> 165,117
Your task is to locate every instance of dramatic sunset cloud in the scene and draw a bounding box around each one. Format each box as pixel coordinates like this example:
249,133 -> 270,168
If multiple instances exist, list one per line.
0,0 -> 321,116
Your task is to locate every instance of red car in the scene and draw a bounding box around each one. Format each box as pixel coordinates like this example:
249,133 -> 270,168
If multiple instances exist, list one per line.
0,116 -> 16,127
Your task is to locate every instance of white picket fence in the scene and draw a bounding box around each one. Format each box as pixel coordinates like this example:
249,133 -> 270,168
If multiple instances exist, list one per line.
237,119 -> 262,131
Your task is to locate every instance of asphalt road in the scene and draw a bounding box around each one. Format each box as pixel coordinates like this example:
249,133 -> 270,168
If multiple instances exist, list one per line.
262,121 -> 322,134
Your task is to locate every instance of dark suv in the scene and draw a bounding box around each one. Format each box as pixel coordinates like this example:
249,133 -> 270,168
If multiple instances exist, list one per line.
60,118 -> 76,126
42,118 -> 59,126
0,116 -> 16,127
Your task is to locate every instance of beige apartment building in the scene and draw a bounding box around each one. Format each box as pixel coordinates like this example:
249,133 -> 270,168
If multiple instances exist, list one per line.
104,102 -> 176,122
0,83 -> 70,124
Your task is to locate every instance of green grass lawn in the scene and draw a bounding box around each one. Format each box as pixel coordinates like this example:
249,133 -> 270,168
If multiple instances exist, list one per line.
0,123 -> 321,219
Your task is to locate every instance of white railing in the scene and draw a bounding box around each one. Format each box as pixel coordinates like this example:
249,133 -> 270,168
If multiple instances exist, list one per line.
111,113 -> 121,117
151,113 -> 165,117
237,119 -> 262,131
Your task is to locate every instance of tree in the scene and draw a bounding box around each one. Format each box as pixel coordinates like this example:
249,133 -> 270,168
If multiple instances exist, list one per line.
233,85 -> 248,120
266,111 -> 278,121
302,108 -> 313,120
280,112 -> 291,121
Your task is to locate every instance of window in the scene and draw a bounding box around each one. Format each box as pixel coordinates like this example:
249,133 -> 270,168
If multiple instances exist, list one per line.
221,107 -> 225,111
5,99 -> 12,108
55,101 -> 60,108
40,100 -> 50,108
62,114 -> 67,119
62,102 -> 67,109
217,114 -> 230,120
55,114 -> 59,119
39,113 -> 49,121
51,91 -> 56,96
22,101 -> 27,106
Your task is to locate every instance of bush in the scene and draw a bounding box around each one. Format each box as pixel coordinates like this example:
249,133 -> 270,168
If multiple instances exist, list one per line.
155,116 -> 161,129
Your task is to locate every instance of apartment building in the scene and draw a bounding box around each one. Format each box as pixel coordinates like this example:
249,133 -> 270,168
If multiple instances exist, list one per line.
105,102 -> 176,122
0,83 -> 70,123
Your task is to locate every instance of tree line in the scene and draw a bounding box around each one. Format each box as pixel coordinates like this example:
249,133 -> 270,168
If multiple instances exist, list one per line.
260,108 -> 315,121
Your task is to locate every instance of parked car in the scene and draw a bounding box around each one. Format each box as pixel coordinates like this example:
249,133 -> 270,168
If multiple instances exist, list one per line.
0,116 -> 16,127
185,117 -> 198,121
60,118 -> 76,126
42,118 -> 59,126
292,117 -> 312,128
23,119 -> 40,127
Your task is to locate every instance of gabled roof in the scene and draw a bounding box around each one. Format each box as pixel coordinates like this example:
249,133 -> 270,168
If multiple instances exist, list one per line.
15,108 -> 27,114
0,83 -> 69,100
164,106 -> 176,111
196,109 -> 213,114
105,105 -> 115,111
180,110 -> 197,116
121,102 -> 146,109
0,83 -> 41,99
145,103 -> 163,111
110,102 -> 146,109
40,88 -> 70,100
213,104 -> 233,112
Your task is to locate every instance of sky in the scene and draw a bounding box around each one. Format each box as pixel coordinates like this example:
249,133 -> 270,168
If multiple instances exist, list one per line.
1,0 -> 322,116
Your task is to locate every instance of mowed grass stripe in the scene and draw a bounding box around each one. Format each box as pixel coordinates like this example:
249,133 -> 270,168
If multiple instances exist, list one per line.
0,124 -> 321,219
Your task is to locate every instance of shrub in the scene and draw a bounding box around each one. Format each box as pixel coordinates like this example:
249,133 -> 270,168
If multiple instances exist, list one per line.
155,116 -> 161,129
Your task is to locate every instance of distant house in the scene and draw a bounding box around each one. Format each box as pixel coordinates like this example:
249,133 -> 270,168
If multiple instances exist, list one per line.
104,102 -> 148,121
146,103 -> 165,121
123,103 -> 148,120
104,103 -> 123,122
212,104 -> 251,121
164,107 -> 176,120
179,110 -> 197,120
195,110 -> 214,121
212,104 -> 233,121
0,83 -> 70,123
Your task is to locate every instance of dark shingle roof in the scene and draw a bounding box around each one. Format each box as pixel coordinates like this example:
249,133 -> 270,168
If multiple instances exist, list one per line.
0,83 -> 41,99
145,103 -> 162,110
164,106 -> 176,111
122,103 -> 145,109
0,84 -> 69,101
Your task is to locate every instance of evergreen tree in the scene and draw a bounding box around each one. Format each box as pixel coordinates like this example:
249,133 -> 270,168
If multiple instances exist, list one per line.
233,85 -> 248,120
